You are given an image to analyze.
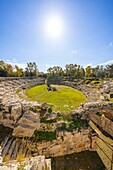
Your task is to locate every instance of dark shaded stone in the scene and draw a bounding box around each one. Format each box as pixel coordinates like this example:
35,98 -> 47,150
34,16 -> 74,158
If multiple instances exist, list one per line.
110,93 -> 113,98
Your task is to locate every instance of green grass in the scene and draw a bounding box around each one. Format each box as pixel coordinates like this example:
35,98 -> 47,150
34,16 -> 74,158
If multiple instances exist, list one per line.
26,85 -> 86,112
109,98 -> 113,102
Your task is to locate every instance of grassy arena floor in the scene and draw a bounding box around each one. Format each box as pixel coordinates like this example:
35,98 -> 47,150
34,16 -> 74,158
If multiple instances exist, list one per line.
26,85 -> 86,112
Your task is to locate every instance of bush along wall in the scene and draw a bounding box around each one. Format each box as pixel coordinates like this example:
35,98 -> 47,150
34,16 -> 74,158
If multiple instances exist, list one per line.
34,130 -> 56,141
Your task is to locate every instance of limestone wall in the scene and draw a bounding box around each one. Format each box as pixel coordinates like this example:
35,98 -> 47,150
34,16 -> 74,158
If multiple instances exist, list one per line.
28,129 -> 96,157
89,111 -> 113,137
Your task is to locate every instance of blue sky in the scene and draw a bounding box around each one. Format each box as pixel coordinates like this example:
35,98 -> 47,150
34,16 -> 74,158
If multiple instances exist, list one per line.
0,0 -> 113,72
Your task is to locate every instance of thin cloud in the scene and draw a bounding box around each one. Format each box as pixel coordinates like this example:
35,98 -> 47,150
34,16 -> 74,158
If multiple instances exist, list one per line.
42,64 -> 56,72
6,60 -> 27,70
71,50 -> 77,54
8,62 -> 26,70
6,58 -> 17,63
109,42 -> 113,47
5,59 -> 27,70
92,60 -> 113,68
96,60 -> 113,66
44,64 -> 55,69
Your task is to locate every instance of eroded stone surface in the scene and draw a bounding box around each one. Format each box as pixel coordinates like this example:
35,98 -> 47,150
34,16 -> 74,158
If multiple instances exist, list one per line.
0,156 -> 51,170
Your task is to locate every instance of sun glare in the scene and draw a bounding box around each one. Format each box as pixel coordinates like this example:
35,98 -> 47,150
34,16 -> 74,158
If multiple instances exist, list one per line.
45,16 -> 63,39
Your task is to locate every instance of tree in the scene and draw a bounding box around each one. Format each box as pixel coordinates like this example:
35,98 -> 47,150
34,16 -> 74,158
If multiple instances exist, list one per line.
80,67 -> 85,77
76,65 -> 81,78
5,64 -> 13,76
33,62 -> 38,76
47,66 -> 63,76
27,62 -> 33,76
25,62 -> 38,77
105,64 -> 113,78
92,66 -> 99,77
47,67 -> 53,75
65,64 -> 77,77
85,66 -> 92,77
0,61 -> 7,76
15,65 -> 23,77
24,67 -> 29,77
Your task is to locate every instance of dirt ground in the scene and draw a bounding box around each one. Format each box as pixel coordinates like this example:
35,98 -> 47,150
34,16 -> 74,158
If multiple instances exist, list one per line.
51,151 -> 105,170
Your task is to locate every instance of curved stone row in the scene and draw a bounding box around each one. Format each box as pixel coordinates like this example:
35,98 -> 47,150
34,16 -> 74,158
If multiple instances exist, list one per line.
58,80 -> 113,137
1,77 -> 113,138
0,77 -> 45,137
0,77 -> 44,106
60,81 -> 103,102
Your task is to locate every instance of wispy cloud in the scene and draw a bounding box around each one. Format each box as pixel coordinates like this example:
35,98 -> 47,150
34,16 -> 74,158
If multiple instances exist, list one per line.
84,60 -> 113,68
5,58 -> 27,69
109,42 -> 113,47
42,64 -> 56,72
6,58 -> 17,63
71,50 -> 77,54
44,64 -> 55,69
96,60 -> 113,66
45,64 -> 52,68
8,62 -> 27,70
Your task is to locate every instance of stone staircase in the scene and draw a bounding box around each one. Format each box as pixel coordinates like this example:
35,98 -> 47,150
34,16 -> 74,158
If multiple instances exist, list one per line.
0,134 -> 51,170
1,136 -> 31,160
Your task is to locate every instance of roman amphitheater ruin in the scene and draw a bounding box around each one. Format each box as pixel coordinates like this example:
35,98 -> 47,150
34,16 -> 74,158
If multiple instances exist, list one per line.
0,77 -> 113,169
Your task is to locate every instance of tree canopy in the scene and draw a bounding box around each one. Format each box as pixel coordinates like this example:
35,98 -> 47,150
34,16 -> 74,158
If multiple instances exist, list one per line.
47,64 -> 113,79
1,60 -> 113,79
0,61 -> 38,77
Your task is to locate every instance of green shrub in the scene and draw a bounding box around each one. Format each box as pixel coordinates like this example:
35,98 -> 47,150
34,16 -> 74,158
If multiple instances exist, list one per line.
48,106 -> 52,113
57,122 -> 67,131
69,118 -> 88,130
95,112 -> 102,117
60,123 -> 67,130
34,130 -> 56,141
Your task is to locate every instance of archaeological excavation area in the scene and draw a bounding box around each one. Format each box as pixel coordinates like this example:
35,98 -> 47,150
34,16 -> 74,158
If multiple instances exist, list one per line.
0,77 -> 113,169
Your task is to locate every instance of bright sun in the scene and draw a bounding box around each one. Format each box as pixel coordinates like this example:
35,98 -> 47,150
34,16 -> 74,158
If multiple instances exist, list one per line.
45,16 -> 63,39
